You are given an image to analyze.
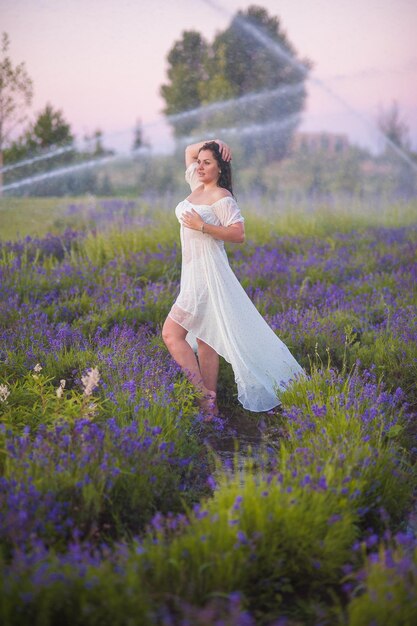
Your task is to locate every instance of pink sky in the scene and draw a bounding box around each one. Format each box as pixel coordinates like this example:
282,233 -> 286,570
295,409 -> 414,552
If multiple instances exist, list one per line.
2,0 -> 417,152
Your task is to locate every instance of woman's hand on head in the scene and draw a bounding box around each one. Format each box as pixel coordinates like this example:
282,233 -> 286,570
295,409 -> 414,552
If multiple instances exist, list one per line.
180,208 -> 204,231
215,139 -> 232,162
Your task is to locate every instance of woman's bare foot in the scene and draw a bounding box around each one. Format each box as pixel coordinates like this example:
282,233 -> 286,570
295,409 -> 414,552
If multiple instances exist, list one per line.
199,389 -> 219,421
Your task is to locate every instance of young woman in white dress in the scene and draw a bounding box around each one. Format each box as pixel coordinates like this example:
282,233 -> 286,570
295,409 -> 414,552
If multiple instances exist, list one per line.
162,139 -> 304,419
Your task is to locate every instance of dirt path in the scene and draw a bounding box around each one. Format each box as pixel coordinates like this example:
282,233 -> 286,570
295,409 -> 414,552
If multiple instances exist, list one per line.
201,403 -> 284,462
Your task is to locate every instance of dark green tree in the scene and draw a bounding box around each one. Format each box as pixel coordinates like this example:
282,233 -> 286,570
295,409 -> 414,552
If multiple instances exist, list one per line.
160,5 -> 311,161
132,119 -> 144,151
4,105 -> 106,196
132,118 -> 150,153
4,104 -> 75,186
84,128 -> 114,156
160,30 -> 209,137
211,6 -> 310,160
25,103 -> 74,150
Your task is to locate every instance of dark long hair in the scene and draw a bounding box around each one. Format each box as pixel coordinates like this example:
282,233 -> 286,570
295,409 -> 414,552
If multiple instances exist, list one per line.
199,141 -> 234,196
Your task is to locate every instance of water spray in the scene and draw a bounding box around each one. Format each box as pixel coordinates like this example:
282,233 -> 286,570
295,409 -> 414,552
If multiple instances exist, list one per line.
167,82 -> 304,124
3,1 -> 416,194
202,0 -> 417,172
2,147 -> 150,193
0,145 -> 74,174
1,84 -> 302,193
178,113 -> 300,146
2,110 -> 300,194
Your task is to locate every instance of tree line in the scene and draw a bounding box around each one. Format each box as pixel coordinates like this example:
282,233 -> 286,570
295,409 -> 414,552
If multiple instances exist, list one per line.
0,5 -> 311,196
0,33 -> 146,196
1,5 -> 415,198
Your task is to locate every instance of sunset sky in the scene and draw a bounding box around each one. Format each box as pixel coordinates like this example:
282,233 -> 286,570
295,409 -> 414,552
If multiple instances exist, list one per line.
2,0 -> 417,153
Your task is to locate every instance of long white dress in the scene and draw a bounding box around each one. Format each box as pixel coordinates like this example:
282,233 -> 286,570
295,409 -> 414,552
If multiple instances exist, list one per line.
168,162 -> 304,412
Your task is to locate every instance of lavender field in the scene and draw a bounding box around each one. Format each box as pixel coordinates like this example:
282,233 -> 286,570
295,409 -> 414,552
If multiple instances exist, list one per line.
0,197 -> 417,625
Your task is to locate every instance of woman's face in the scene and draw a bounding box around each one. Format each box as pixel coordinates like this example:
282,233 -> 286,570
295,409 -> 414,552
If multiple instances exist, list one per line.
197,150 -> 220,184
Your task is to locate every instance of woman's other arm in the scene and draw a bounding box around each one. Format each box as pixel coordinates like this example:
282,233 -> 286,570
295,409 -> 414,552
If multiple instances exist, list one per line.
201,220 -> 245,244
181,208 -> 245,244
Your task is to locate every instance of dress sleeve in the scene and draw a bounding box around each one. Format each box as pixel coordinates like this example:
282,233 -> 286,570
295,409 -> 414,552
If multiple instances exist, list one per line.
213,197 -> 245,227
185,162 -> 200,191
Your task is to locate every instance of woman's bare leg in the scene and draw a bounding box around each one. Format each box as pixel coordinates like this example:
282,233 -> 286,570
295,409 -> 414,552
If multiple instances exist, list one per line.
162,317 -> 205,392
197,338 -> 219,416
196,338 -> 219,393
162,317 -> 219,419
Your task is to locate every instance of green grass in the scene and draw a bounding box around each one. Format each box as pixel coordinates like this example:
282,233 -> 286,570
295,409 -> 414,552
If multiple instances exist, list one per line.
2,196 -> 417,242
0,197 -> 71,240
0,194 -> 416,624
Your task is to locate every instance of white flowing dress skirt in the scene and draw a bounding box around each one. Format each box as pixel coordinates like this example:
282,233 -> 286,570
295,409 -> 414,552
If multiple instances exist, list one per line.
169,190 -> 304,412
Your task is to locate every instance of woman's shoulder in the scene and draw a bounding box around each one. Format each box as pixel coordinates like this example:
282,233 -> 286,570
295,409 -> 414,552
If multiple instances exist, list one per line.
212,188 -> 233,202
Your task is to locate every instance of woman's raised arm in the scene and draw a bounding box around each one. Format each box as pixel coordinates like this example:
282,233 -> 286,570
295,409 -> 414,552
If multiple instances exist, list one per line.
185,139 -> 232,167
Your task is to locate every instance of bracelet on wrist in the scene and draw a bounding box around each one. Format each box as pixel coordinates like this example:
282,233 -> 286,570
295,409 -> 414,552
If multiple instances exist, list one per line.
201,223 -> 205,234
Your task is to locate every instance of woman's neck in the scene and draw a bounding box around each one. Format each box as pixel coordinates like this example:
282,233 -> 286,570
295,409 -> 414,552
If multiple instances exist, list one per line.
202,181 -> 218,192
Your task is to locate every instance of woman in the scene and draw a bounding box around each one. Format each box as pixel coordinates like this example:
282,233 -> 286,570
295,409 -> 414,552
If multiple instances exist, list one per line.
162,139 -> 304,418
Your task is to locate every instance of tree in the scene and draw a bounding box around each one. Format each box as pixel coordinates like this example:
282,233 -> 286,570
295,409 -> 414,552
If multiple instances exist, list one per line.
132,118 -> 150,152
25,103 -> 74,150
377,101 -> 416,199
4,103 -> 75,184
4,105 -> 103,196
132,119 -> 143,151
160,30 -> 209,137
211,6 -> 310,160
378,100 -> 410,151
0,32 -> 33,194
91,129 -> 104,155
160,5 -> 311,161
84,128 -> 114,156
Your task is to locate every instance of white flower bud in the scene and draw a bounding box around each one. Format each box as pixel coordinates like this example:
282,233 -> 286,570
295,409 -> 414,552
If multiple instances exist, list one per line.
0,384 -> 10,403
81,367 -> 100,397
